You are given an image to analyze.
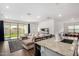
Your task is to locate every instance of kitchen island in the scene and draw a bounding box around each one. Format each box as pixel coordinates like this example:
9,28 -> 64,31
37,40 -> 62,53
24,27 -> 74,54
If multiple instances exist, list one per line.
35,38 -> 75,56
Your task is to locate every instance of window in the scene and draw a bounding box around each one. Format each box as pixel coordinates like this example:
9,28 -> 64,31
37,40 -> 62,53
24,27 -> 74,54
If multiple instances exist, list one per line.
18,24 -> 28,37
67,24 -> 79,33
4,22 -> 28,39
4,23 -> 11,38
75,25 -> 79,32
67,25 -> 74,32
10,23 -> 18,38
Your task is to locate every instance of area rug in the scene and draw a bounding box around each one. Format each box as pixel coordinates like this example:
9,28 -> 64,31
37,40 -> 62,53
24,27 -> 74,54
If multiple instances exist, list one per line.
8,39 -> 23,53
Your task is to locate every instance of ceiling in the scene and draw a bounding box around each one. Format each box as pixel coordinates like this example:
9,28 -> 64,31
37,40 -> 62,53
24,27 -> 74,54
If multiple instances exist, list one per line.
0,3 -> 79,22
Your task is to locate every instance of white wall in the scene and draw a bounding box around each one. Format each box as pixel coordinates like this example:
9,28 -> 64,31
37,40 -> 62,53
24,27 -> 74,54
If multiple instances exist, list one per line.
0,12 -> 4,20
38,19 -> 54,34
30,23 -> 38,33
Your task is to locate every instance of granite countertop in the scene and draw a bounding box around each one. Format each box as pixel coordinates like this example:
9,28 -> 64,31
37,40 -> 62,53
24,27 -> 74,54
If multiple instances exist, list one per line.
35,38 -> 74,56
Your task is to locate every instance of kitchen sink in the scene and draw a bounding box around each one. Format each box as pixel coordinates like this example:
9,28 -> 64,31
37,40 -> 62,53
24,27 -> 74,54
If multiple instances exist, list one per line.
61,39 -> 73,44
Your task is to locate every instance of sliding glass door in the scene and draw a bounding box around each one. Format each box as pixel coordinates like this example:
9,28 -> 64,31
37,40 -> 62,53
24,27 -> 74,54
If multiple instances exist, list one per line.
4,22 -> 28,40
18,24 -> 28,38
18,24 -> 24,38
10,23 -> 18,39
4,23 -> 11,39
24,25 -> 28,34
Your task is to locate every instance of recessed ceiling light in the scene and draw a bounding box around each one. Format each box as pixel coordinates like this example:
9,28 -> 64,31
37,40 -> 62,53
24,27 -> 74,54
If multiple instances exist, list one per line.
27,13 -> 32,15
58,14 -> 62,17
21,16 -> 23,18
56,3 -> 59,5
37,16 -> 41,18
71,18 -> 74,20
47,17 -> 52,19
6,6 -> 9,9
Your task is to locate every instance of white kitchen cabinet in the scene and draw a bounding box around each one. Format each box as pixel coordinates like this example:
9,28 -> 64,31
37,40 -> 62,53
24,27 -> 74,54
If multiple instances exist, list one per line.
41,46 -> 62,56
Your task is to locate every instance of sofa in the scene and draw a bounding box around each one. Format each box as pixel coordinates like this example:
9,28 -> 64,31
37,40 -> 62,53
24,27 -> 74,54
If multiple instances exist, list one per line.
20,33 -> 35,50
20,33 -> 53,50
